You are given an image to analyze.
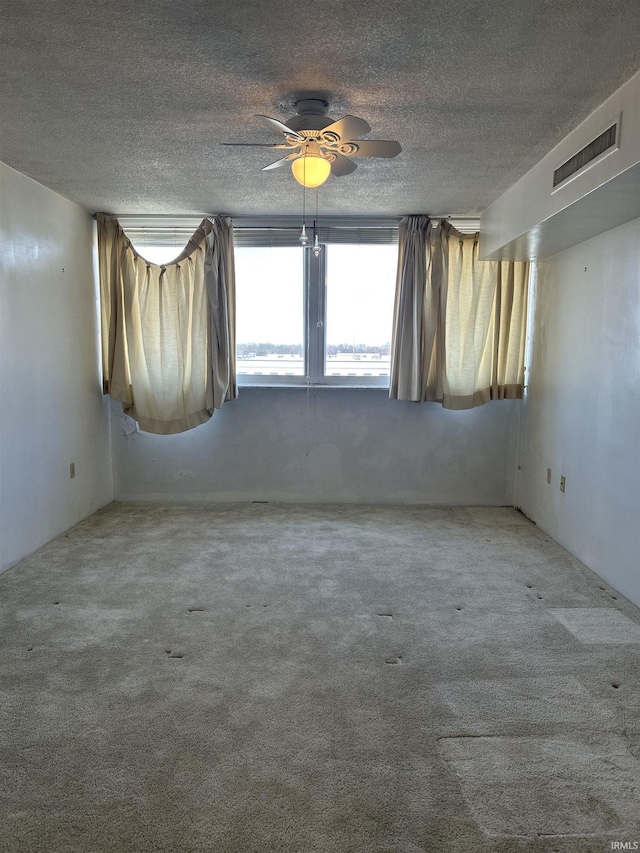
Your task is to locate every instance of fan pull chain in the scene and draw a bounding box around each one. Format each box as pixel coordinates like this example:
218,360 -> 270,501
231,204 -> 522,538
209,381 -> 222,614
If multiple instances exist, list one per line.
313,187 -> 321,256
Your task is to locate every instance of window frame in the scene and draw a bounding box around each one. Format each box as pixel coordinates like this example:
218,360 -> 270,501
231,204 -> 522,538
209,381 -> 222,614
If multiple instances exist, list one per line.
233,217 -> 400,389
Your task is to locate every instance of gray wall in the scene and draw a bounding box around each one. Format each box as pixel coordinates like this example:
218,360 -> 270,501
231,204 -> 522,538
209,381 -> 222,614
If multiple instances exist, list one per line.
0,162 -> 113,572
112,390 -> 520,505
515,217 -> 640,607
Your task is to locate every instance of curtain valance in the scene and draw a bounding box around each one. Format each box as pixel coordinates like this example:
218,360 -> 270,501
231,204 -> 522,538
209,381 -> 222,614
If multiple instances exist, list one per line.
97,214 -> 237,435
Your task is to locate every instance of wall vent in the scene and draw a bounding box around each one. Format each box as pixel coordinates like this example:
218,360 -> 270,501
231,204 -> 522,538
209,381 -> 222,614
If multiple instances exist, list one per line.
553,123 -> 618,188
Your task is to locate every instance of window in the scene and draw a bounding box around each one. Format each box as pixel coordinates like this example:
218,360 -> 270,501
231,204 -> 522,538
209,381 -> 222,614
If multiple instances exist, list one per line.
118,217 -> 205,267
324,245 -> 397,379
235,247 -> 305,377
132,245 -> 182,265
234,223 -> 398,388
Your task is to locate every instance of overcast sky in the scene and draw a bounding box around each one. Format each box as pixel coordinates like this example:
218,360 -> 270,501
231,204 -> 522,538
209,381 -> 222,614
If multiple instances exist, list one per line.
235,245 -> 397,346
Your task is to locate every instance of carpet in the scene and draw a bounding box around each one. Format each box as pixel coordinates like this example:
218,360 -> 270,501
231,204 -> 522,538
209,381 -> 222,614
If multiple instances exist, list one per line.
0,503 -> 638,852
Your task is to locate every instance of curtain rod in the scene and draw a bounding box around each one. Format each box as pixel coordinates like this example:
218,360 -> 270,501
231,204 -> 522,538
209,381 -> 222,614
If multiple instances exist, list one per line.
93,214 -> 480,232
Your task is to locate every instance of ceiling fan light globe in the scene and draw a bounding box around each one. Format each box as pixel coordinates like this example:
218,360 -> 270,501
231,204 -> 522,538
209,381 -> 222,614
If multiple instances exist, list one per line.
291,154 -> 331,188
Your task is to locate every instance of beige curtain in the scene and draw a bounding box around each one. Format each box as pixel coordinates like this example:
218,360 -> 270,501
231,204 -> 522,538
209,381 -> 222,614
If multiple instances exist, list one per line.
389,217 -> 529,409
97,214 -> 237,434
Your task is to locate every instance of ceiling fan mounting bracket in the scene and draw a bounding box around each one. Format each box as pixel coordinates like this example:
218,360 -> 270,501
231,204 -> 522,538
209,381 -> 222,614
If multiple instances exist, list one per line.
286,99 -> 333,133
294,98 -> 329,116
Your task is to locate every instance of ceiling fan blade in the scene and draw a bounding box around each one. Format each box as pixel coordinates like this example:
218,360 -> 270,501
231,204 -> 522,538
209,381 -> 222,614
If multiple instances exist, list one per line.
220,142 -> 291,148
329,153 -> 358,177
347,140 -> 402,158
262,153 -> 299,171
321,114 -> 371,141
255,115 -> 304,140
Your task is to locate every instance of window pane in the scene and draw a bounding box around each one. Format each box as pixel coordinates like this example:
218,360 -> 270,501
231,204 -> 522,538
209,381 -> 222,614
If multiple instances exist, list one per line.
130,245 -> 183,265
235,247 -> 304,376
324,244 -> 397,377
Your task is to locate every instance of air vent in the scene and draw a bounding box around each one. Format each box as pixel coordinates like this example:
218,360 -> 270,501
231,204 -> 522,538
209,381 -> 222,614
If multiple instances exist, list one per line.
553,123 -> 618,188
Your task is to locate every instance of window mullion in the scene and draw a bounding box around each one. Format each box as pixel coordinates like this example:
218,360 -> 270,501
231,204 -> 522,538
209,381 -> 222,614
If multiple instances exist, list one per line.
305,248 -> 325,383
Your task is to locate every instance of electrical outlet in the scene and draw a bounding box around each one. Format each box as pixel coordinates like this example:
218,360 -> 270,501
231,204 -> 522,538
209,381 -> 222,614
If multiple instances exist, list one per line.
547,468 -> 552,484
69,462 -> 75,479
560,475 -> 566,493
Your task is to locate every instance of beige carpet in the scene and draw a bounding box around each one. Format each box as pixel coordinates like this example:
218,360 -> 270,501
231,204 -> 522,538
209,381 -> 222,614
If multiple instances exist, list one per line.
1,503 -> 639,852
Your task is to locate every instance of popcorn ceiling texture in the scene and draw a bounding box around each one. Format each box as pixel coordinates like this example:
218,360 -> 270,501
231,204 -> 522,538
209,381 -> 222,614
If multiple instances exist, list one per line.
0,502 -> 639,852
0,0 -> 639,215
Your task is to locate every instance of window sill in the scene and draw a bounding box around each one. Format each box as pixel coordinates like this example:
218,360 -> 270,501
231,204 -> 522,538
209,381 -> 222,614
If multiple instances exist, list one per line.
237,382 -> 390,391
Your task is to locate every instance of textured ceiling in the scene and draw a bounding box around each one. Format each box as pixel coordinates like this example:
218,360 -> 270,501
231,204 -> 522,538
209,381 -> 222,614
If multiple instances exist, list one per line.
1,0 -> 638,216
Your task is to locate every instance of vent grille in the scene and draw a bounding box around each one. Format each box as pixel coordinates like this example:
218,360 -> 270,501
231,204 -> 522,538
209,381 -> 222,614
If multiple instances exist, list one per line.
553,123 -> 618,187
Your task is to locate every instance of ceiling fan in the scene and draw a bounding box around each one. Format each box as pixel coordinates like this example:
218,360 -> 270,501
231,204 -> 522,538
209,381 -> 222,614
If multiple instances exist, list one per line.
222,99 -> 402,187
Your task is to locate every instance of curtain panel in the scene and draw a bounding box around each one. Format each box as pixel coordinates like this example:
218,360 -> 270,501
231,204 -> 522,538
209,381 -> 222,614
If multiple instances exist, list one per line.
389,217 -> 529,409
97,214 -> 237,435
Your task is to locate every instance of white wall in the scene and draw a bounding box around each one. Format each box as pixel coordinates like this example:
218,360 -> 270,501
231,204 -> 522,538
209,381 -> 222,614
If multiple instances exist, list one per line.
112,391 -> 520,505
0,162 -> 113,572
515,218 -> 640,607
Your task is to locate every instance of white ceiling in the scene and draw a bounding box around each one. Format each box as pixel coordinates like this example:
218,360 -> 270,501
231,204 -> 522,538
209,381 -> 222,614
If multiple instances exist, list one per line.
1,0 -> 638,217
